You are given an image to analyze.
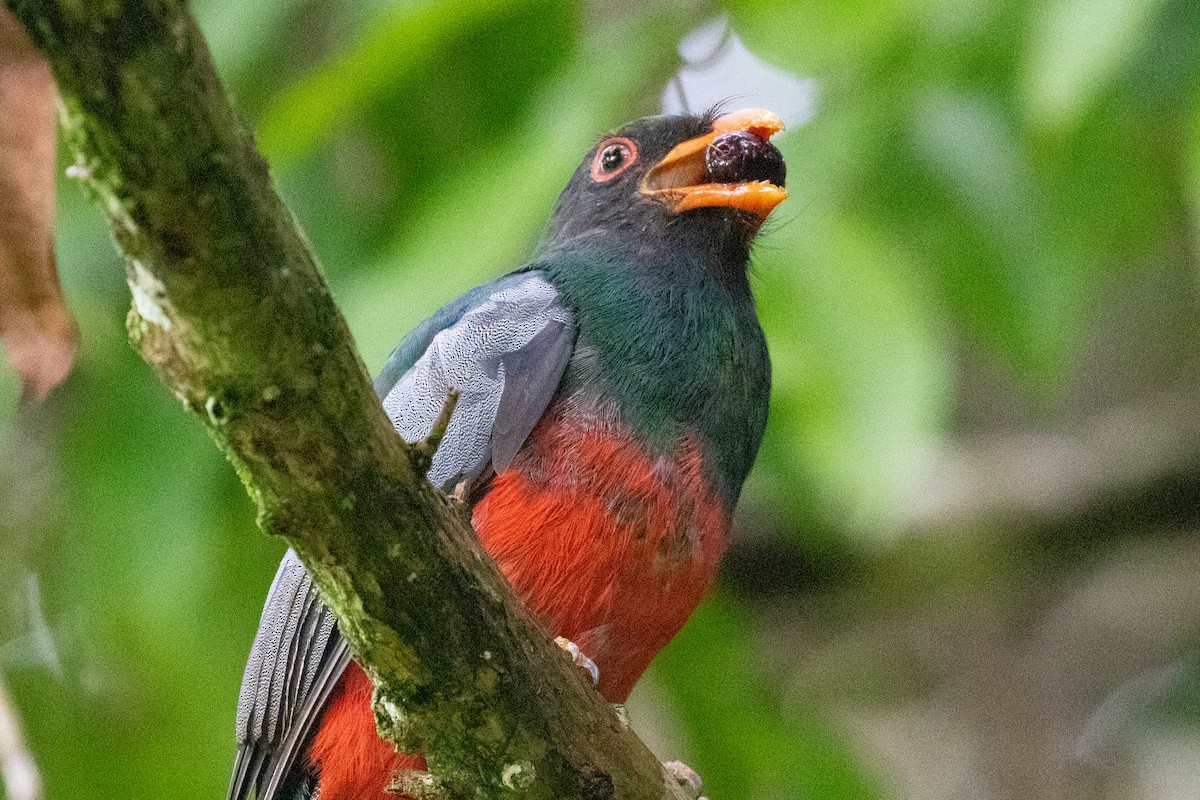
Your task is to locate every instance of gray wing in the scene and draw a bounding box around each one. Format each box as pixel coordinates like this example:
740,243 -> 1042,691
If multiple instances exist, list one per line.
230,271 -> 576,800
380,271 -> 575,490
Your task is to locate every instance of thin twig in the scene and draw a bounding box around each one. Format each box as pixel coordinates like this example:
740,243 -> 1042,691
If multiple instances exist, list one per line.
412,388 -> 459,474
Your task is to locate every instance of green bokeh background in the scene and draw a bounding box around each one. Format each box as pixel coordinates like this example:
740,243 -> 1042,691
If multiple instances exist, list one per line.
4,0 -> 1200,798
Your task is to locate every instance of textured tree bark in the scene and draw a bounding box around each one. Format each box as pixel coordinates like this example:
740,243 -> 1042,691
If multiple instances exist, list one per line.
2,1 -> 692,797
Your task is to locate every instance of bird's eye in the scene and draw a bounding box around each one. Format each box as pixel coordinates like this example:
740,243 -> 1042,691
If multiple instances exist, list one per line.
601,146 -> 625,171
590,137 -> 637,182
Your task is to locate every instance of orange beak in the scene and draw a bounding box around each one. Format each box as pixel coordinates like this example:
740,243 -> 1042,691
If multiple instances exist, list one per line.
641,108 -> 788,218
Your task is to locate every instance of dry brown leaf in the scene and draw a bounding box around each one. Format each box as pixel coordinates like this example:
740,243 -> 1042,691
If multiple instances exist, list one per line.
0,9 -> 76,405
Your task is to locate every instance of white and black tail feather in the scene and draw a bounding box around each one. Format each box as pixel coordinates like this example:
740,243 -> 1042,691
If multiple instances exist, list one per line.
229,551 -> 351,800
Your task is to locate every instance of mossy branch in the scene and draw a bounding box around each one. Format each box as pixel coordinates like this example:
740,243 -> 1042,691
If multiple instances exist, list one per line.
4,1 -> 691,797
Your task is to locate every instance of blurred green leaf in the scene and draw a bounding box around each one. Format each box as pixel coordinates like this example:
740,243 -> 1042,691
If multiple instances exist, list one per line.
259,0 -> 579,273
1024,0 -> 1168,129
0,350 -> 16,414
755,204 -> 950,537
909,91 -> 1084,382
652,593 -> 882,800
257,0 -> 578,162
193,0 -> 303,76
722,0 -> 918,78
1187,99 -> 1200,252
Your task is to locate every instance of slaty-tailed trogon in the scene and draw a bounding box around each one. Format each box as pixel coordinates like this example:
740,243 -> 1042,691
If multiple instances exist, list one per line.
229,107 -> 787,800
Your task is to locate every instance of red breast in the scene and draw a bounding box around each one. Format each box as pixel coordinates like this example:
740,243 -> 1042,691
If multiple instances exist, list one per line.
309,404 -> 730,798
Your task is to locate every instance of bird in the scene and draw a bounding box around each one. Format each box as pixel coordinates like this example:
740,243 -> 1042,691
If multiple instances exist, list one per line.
229,106 -> 787,800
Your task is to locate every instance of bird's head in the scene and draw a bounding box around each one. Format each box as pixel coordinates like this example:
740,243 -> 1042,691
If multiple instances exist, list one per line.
541,108 -> 788,265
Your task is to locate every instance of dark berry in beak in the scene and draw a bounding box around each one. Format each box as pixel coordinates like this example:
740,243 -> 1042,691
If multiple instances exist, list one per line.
705,131 -> 787,188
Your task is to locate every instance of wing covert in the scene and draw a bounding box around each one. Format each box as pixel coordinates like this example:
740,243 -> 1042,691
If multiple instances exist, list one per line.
380,271 -> 576,491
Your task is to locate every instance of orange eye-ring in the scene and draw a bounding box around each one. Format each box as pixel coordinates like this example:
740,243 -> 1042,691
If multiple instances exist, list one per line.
590,137 -> 638,182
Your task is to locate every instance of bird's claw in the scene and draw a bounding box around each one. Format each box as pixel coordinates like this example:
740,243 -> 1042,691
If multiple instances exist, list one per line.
554,636 -> 599,685
663,761 -> 706,800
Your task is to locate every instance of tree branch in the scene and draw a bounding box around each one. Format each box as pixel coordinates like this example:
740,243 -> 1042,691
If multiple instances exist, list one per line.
4,1 -> 690,797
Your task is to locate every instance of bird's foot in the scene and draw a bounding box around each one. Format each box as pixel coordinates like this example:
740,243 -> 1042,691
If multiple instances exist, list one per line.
554,636 -> 599,685
663,761 -> 706,800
